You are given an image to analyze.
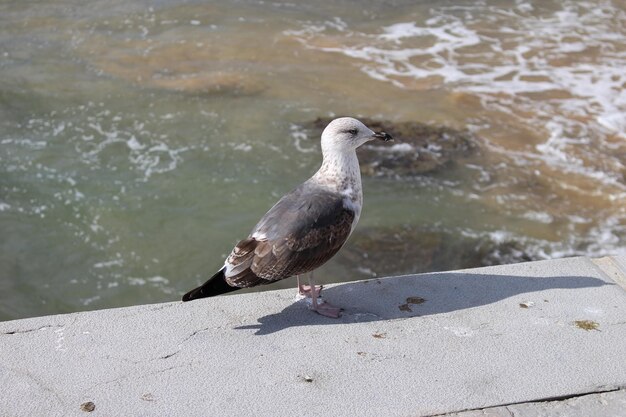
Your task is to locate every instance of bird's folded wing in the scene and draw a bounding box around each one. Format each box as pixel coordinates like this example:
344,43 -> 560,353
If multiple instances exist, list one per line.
224,186 -> 355,288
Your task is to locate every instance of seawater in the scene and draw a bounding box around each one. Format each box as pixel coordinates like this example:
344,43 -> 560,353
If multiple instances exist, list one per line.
1,0 -> 625,320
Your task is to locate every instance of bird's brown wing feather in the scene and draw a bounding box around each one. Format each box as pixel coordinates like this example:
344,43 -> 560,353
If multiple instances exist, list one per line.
223,186 -> 355,288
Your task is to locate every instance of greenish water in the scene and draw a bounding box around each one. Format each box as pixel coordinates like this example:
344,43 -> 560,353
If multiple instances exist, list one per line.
1,0 -> 625,321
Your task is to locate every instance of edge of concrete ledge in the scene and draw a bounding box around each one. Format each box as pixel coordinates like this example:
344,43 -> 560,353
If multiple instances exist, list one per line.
1,254 -> 625,417
592,255 -> 626,290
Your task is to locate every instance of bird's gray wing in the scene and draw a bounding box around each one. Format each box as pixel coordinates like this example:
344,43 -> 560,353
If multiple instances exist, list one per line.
223,184 -> 355,288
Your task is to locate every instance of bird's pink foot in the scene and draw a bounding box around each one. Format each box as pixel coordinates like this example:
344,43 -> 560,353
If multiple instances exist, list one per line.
309,299 -> 342,318
296,274 -> 342,318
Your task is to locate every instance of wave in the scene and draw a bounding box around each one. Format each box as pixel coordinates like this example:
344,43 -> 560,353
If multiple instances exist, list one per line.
286,1 -> 626,188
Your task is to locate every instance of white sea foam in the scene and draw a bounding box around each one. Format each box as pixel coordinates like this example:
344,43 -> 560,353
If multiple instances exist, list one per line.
384,143 -> 414,153
128,277 -> 146,286
94,259 -> 124,269
126,275 -> 175,294
286,1 -> 626,191
290,123 -> 317,153
523,211 -> 553,224
1,138 -> 47,149
367,142 -> 415,154
231,143 -> 253,152
460,213 -> 626,263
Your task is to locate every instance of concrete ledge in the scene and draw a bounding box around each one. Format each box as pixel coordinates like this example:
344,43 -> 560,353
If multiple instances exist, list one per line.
446,389 -> 626,417
1,255 -> 626,416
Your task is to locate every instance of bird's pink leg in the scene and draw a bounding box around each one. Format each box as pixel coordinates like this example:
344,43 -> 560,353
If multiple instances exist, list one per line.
297,274 -> 322,297
307,273 -> 341,318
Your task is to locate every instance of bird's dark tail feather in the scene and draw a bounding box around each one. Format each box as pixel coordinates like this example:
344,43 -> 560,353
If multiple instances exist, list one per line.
182,268 -> 240,302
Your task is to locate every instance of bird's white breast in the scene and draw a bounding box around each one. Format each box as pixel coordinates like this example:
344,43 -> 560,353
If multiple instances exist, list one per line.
340,186 -> 362,231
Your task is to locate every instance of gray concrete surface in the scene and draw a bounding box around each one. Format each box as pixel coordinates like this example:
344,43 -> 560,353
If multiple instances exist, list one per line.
446,389 -> 626,417
1,255 -> 625,417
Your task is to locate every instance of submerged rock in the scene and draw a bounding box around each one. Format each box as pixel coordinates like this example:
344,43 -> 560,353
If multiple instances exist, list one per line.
150,71 -> 265,96
79,36 -> 266,96
308,117 -> 478,176
338,225 -> 534,278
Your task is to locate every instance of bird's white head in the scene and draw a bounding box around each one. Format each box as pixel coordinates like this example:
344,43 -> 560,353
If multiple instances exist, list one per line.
320,117 -> 392,155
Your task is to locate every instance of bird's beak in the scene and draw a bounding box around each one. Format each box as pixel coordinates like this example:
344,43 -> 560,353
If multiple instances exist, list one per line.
372,131 -> 393,142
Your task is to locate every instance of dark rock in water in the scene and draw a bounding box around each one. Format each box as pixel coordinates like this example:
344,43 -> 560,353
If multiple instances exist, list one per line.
308,117 -> 478,176
338,225 -> 534,278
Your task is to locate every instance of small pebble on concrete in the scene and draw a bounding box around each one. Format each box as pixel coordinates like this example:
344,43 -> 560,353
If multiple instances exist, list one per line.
80,402 -> 95,412
574,320 -> 600,331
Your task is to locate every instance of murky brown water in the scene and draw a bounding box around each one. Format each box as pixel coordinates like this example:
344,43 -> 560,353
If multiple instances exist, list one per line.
1,0 -> 625,320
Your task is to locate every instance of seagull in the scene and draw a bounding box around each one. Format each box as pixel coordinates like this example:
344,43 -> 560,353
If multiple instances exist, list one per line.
182,117 -> 392,317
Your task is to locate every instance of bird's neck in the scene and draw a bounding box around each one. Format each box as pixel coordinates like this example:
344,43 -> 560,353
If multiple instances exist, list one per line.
312,149 -> 362,196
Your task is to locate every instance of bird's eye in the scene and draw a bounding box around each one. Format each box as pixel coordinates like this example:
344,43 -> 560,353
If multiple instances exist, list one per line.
348,129 -> 358,135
